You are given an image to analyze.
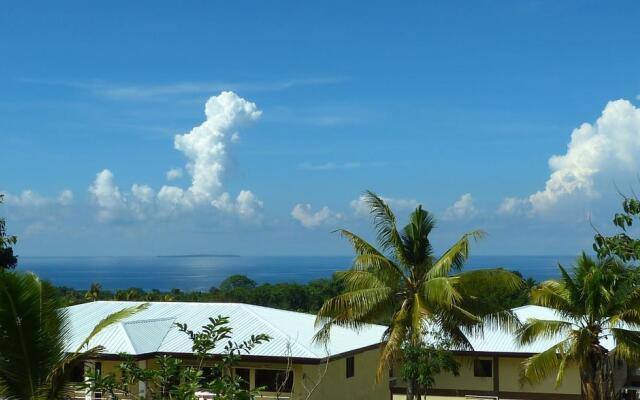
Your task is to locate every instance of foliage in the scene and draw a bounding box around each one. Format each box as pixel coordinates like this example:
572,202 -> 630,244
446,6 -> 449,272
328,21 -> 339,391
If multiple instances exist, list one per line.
86,316 -> 271,399
0,195 -> 17,271
313,191 -> 522,399
517,254 -> 640,400
219,275 -> 257,292
399,330 -> 459,394
59,275 -> 347,314
594,195 -> 640,261
0,271 -> 146,399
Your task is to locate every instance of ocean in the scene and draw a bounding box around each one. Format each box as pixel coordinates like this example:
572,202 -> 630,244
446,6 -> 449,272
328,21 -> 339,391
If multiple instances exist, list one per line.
15,255 -> 576,291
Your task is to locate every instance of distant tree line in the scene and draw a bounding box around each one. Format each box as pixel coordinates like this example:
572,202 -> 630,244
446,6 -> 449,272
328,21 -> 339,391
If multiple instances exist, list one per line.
57,269 -> 534,319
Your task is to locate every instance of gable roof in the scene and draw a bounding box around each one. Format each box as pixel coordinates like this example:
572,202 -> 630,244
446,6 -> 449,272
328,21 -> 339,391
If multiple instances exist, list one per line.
64,301 -> 387,360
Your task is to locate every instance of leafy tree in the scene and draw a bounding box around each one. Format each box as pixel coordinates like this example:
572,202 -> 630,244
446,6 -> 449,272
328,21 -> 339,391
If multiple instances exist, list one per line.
219,274 -> 257,292
87,316 -> 271,399
517,254 -> 640,400
0,271 -> 146,399
0,194 -> 17,271
85,282 -> 102,302
314,191 -> 522,400
400,330 -> 460,395
594,195 -> 640,261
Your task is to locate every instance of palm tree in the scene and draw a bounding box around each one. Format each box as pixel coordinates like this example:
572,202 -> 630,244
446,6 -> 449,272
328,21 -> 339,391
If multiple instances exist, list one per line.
517,254 -> 640,400
85,282 -> 102,302
315,191 -> 521,400
0,271 -> 147,399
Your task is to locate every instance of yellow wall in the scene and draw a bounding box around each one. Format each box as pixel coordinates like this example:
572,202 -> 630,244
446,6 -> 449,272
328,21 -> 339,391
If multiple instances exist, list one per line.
89,347 -> 389,400
391,355 -> 583,399
300,347 -> 388,400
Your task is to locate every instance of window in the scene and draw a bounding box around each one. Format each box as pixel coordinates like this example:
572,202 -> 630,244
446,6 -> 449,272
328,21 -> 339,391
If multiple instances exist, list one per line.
473,359 -> 493,377
255,369 -> 293,392
235,368 -> 250,390
346,356 -> 355,378
69,362 -> 85,383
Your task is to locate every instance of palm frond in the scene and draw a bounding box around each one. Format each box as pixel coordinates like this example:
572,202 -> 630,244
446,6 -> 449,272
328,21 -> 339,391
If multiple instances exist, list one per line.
361,191 -> 409,264
75,303 -> 149,352
422,276 -> 462,307
426,230 -> 485,279
611,328 -> 640,363
521,339 -> 571,384
517,318 -> 573,345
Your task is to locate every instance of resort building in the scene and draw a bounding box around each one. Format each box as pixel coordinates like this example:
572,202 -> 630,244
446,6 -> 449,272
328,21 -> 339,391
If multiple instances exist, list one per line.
390,305 -> 630,400
64,301 -> 389,400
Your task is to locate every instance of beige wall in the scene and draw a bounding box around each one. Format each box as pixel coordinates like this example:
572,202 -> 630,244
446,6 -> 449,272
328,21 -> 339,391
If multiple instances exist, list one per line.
391,354 -> 583,399
300,347 -> 388,400
89,347 -> 389,400
499,356 -> 580,395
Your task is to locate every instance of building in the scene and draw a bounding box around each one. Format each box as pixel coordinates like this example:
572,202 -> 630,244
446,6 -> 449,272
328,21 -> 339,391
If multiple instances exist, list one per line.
390,305 -> 631,400
64,301 -> 390,400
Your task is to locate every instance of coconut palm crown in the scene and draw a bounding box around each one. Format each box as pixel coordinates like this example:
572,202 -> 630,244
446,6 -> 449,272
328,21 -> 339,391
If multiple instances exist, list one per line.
0,271 -> 146,399
517,254 -> 640,400
314,191 -> 522,378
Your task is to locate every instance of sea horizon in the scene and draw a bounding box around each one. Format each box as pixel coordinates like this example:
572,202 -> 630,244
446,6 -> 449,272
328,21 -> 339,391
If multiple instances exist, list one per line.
15,255 -> 576,291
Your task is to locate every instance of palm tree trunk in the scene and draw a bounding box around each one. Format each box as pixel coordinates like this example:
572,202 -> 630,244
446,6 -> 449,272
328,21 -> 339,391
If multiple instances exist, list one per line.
406,378 -> 418,400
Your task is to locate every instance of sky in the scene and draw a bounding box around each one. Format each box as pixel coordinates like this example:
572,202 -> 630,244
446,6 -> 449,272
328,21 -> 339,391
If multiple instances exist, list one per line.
2,1 -> 640,256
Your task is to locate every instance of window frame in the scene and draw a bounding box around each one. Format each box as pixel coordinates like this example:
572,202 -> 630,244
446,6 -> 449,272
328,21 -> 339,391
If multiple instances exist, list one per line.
473,359 -> 493,378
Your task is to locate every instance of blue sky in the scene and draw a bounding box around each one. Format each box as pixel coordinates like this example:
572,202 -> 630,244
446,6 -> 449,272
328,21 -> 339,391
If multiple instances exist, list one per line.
2,1 -> 640,256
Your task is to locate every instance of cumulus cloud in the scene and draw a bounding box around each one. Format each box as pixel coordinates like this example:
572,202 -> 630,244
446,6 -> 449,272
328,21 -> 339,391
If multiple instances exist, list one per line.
166,168 -> 183,181
443,193 -> 478,220
291,204 -> 342,228
350,195 -> 419,217
89,91 -> 264,222
501,99 -> 640,215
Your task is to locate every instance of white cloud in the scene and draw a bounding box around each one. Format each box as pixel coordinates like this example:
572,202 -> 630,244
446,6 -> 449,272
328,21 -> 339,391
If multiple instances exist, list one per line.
501,99 -> 640,215
166,168 -> 183,181
497,197 -> 529,216
3,189 -> 74,208
291,204 -> 342,228
89,91 -> 264,222
350,194 -> 419,217
443,193 -> 479,220
88,169 -> 127,222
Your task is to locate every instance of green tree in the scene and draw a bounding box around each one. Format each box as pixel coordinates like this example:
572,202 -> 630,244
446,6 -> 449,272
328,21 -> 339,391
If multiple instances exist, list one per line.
400,330 -> 460,396
0,195 -> 17,271
0,271 -> 146,399
85,282 -> 102,302
517,254 -> 640,400
219,274 -> 257,292
594,195 -> 640,261
314,191 -> 521,400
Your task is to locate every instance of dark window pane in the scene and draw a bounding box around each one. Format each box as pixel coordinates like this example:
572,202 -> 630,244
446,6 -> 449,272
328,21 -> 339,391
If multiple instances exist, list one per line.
69,362 -> 85,383
255,369 -> 293,392
473,359 -> 492,377
346,356 -> 355,378
235,368 -> 250,390
200,366 -> 222,385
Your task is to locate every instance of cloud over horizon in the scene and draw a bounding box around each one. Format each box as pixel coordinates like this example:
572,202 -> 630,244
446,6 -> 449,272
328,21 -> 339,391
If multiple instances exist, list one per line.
501,99 -> 640,216
89,91 -> 264,222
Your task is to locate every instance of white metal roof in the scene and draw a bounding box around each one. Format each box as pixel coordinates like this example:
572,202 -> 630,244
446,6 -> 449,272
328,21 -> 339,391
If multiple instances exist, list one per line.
64,301 -> 387,360
453,305 -> 618,354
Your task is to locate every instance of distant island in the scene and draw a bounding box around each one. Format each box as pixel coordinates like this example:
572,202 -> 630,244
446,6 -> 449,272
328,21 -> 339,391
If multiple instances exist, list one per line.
157,254 -> 240,258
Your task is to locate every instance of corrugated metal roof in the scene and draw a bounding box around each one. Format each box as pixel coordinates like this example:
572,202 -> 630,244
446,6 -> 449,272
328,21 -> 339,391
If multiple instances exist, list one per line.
64,301 -> 387,359
439,305 -> 619,354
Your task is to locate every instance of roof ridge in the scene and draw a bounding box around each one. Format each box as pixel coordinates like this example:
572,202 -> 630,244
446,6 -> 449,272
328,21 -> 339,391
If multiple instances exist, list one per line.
122,317 -> 176,325
239,304 -> 321,358
117,322 -> 138,354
